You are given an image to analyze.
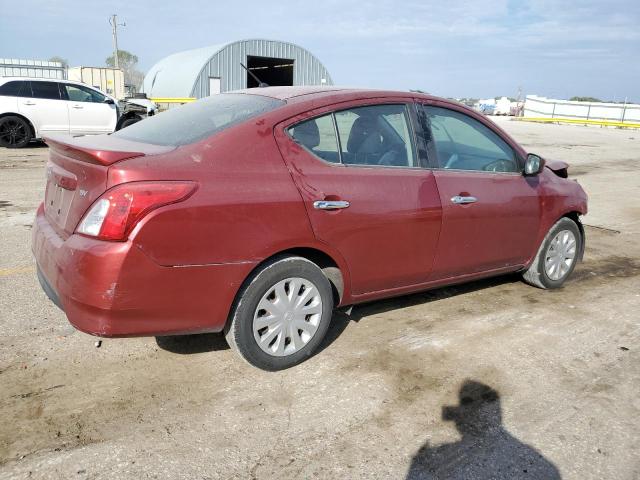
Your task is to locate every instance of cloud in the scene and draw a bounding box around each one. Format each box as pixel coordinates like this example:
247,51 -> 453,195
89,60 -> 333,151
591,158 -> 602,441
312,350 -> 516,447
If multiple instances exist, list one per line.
1,0 -> 638,99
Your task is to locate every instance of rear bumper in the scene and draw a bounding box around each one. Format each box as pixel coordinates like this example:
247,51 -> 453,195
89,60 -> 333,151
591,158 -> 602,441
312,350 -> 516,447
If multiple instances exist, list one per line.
37,266 -> 64,311
32,204 -> 256,337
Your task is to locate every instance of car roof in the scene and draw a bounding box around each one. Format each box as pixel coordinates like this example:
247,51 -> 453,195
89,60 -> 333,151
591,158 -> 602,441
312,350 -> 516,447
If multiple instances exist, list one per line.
231,85 -> 438,103
231,86 -> 348,100
0,76 -> 100,89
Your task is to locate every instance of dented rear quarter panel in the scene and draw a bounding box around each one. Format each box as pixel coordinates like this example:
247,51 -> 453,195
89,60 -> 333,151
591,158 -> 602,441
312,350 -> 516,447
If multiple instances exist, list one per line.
111,118 -> 319,269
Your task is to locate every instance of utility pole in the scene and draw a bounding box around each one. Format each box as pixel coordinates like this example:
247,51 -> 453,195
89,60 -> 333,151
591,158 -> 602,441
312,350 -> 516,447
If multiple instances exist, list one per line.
109,14 -> 125,68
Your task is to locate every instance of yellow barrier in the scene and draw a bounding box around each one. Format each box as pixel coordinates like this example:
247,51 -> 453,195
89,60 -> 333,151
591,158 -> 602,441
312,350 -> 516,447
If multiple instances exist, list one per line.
149,97 -> 196,103
0,266 -> 34,277
517,117 -> 640,129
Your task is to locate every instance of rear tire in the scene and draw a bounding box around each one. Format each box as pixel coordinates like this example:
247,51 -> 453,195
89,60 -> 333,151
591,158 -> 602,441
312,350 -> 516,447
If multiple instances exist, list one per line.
0,116 -> 32,148
225,256 -> 334,371
522,217 -> 582,289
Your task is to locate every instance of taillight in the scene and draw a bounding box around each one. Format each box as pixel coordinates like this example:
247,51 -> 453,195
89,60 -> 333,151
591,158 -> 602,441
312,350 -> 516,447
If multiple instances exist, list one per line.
76,181 -> 197,241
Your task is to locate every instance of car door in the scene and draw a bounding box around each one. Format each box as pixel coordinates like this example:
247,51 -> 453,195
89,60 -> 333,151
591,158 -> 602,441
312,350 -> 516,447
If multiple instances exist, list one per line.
417,103 -> 541,279
18,81 -> 69,135
61,83 -> 117,135
0,80 -> 22,112
275,101 -> 442,295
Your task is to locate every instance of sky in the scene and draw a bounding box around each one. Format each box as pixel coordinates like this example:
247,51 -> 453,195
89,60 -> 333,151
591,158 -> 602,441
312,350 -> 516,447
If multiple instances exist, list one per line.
1,0 -> 639,101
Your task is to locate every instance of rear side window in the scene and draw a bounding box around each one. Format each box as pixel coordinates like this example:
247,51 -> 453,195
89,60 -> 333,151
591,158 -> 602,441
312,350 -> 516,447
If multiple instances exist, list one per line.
288,104 -> 416,167
31,81 -> 62,100
113,93 -> 285,146
0,81 -> 27,97
335,105 -> 415,167
288,114 -> 340,163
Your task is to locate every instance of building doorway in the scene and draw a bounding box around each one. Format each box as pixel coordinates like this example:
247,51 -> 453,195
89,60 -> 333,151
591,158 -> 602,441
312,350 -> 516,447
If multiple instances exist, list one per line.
246,56 -> 294,88
209,77 -> 221,95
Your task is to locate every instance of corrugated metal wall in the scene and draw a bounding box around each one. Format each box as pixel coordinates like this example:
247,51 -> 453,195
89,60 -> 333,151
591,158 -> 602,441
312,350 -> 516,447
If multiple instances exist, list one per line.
190,39 -> 333,98
0,58 -> 66,79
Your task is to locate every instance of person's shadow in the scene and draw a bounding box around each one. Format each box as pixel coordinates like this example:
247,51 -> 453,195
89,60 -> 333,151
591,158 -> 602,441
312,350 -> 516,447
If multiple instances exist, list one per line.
406,381 -> 561,480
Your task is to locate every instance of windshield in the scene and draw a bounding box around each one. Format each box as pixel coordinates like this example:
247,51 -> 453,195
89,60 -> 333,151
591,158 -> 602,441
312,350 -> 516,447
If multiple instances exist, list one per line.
113,93 -> 285,146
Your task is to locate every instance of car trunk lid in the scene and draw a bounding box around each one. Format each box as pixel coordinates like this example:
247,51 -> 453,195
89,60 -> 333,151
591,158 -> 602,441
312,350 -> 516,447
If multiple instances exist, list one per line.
42,134 -> 174,237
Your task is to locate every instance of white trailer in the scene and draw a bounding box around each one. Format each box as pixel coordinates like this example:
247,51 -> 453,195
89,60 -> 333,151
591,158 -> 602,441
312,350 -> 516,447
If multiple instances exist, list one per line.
494,97 -> 512,116
67,67 -> 125,100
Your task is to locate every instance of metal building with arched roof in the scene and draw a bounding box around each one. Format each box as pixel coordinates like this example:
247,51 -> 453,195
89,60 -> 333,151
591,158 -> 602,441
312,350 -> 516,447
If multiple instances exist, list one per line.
142,39 -> 333,99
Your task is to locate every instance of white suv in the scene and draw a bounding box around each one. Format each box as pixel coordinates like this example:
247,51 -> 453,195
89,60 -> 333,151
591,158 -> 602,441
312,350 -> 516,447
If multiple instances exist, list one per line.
0,77 -> 118,148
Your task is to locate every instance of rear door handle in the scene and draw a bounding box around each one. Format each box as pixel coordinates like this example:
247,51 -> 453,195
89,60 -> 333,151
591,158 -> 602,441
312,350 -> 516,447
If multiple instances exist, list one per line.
313,200 -> 350,210
23,101 -> 36,106
451,195 -> 477,204
72,105 -> 83,109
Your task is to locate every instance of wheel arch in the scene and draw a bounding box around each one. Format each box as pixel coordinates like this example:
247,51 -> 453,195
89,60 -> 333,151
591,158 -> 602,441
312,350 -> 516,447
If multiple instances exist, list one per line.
276,247 -> 346,305
225,245 -> 350,331
562,211 -> 586,261
526,209 -> 586,269
0,112 -> 37,138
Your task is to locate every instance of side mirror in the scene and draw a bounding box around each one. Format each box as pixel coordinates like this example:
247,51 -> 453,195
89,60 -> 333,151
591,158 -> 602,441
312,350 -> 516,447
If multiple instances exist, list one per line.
524,153 -> 545,175
104,98 -> 115,105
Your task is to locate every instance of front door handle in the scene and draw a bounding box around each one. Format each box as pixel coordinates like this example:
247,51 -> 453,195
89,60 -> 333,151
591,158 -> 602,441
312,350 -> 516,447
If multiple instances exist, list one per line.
313,200 -> 350,210
451,195 -> 477,204
72,105 -> 83,109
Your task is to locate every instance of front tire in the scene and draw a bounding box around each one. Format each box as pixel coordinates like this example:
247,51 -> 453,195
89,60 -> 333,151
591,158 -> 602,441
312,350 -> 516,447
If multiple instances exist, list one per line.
523,217 -> 582,289
117,115 -> 142,130
225,256 -> 334,371
0,116 -> 32,148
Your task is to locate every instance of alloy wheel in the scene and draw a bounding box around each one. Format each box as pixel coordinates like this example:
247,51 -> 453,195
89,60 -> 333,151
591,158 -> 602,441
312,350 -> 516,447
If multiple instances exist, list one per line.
0,119 -> 28,146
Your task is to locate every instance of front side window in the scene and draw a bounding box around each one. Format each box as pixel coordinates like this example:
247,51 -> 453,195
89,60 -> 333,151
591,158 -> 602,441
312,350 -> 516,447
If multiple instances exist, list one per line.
64,84 -> 106,103
424,106 -> 519,173
288,114 -> 340,163
30,81 -> 62,100
113,93 -> 285,146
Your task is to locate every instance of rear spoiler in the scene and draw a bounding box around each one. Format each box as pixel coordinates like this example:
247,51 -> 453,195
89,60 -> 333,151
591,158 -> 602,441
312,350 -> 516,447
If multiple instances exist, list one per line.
44,135 -> 145,166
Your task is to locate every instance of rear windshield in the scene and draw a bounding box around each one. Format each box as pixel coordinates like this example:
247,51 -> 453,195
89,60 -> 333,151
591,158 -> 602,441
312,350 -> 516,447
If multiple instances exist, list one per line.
113,93 -> 285,146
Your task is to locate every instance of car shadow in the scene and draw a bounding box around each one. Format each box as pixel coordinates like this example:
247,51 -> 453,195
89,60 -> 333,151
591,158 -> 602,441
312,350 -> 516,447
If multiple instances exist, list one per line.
155,332 -> 230,354
154,305 -> 354,356
349,273 -> 521,322
406,380 -> 561,479
318,273 -> 521,356
155,274 -> 521,356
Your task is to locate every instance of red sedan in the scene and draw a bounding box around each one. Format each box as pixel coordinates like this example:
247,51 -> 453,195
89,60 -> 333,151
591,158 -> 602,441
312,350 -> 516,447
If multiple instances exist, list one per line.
32,87 -> 588,370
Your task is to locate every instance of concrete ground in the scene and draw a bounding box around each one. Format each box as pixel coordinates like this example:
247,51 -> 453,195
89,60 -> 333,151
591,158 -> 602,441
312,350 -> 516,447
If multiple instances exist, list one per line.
0,119 -> 638,479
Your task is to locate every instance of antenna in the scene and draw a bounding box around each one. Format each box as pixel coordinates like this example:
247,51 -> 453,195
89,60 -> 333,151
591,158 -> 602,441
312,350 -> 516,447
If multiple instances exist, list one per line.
240,63 -> 269,88
109,14 -> 126,68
